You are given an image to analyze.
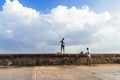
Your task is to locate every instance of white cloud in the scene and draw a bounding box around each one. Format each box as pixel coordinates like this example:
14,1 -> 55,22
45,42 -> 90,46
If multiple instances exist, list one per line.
2,0 -> 41,27
94,27 -> 115,39
50,5 -> 111,31
0,0 -> 120,53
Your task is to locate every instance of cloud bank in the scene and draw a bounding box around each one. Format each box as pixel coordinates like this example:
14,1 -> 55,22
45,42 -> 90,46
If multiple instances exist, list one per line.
0,0 -> 120,53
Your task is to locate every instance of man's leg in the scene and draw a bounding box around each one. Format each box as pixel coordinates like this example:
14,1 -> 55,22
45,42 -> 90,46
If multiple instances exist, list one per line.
61,45 -> 63,53
63,46 -> 65,53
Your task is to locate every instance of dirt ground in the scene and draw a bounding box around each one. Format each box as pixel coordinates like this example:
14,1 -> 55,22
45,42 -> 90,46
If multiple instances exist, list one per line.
0,64 -> 120,80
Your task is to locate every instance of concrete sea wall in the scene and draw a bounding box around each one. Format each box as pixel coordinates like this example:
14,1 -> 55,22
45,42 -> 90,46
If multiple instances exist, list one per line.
0,54 -> 120,66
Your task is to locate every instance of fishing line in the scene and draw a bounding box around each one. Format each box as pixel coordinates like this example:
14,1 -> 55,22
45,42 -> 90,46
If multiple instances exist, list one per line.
52,29 -> 63,39
47,21 -> 63,39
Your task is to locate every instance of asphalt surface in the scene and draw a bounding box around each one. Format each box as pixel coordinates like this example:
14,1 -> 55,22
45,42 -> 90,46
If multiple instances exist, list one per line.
0,64 -> 120,80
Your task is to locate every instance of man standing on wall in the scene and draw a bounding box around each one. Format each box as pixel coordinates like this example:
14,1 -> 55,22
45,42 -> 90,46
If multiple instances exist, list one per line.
60,38 -> 65,54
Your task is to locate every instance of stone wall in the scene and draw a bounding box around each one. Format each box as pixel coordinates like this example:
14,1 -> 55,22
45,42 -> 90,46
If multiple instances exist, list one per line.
0,54 -> 120,66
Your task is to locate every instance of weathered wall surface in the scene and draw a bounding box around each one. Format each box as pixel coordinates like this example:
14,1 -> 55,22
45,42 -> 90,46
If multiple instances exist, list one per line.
0,54 -> 120,66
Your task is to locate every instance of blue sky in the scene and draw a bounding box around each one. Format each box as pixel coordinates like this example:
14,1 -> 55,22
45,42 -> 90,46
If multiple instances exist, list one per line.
1,0 -> 119,13
0,0 -> 95,13
19,0 -> 97,13
0,0 -> 120,53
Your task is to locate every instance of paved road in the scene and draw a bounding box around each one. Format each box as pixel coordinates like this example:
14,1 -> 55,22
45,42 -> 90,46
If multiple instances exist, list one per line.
0,64 -> 120,80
